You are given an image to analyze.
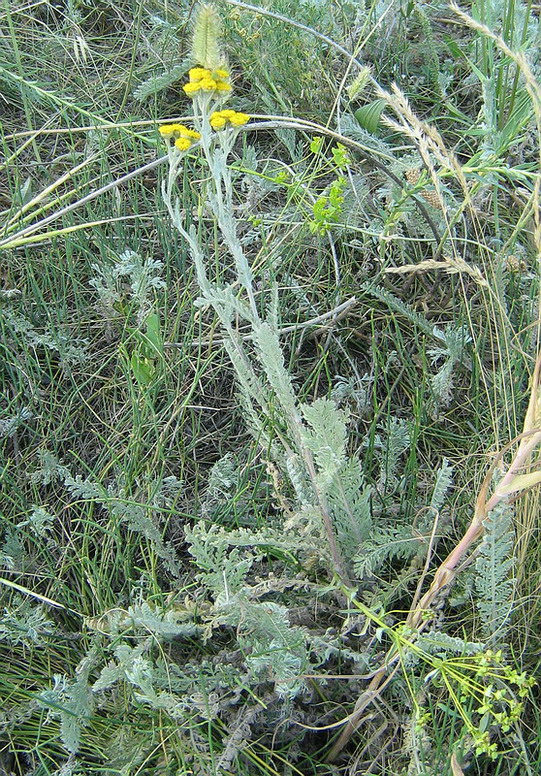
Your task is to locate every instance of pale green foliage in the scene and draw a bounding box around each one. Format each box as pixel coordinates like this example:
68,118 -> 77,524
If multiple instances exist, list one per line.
96,601 -> 199,640
89,249 -> 166,324
246,619 -> 307,697
214,704 -> 265,775
353,523 -> 426,578
0,547 -> 15,570
252,322 -> 299,418
89,506 -> 340,718
3,0 -> 540,771
331,373 -> 373,416
164,137 -> 366,577
51,757 -> 79,776
327,457 -> 372,557
29,453 -> 181,577
0,596 -> 54,647
19,506 -> 56,539
403,709 -> 437,776
475,502 -> 515,640
361,284 -> 472,411
3,308 -> 88,368
151,474 -> 183,506
429,458 -> 453,513
61,472 -> 104,501
0,406 -> 33,439
204,453 -> 239,502
134,61 -> 190,101
0,697 -> 39,737
415,630 -> 484,657
301,398 -> 349,487
100,726 -> 149,774
92,636 -> 255,733
29,449 -> 67,486
110,497 -> 180,578
202,453 -> 251,521
373,416 -> 411,492
184,521 -> 332,697
185,521 -> 256,600
191,522 -> 320,555
429,325 -> 472,408
274,126 -> 302,163
284,453 -> 314,505
93,642 -> 185,717
339,114 -> 395,159
231,353 -> 275,447
1,527 -> 25,569
39,653 -> 95,754
353,457 -> 452,579
361,282 -> 436,337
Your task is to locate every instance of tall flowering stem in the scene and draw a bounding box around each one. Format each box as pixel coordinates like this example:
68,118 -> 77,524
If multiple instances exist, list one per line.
158,11 -> 349,584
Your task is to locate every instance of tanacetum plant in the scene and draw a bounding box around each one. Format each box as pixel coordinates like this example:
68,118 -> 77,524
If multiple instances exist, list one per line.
5,0 -> 541,772
161,9 -> 357,583
155,2 -> 540,770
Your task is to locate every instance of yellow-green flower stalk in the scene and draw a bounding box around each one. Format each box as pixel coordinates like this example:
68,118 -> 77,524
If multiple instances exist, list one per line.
182,3 -> 233,119
191,3 -> 224,71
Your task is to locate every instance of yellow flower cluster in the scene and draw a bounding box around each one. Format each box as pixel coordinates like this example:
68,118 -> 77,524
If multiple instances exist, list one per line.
159,123 -> 201,151
183,67 -> 231,95
209,109 -> 250,130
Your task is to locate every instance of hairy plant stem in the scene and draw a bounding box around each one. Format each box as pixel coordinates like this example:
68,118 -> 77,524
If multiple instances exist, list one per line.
161,121 -> 350,584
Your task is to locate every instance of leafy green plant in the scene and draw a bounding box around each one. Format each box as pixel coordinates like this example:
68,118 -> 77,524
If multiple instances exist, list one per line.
2,0 -> 541,774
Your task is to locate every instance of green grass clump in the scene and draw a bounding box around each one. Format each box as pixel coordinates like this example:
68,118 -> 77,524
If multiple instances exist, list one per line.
1,0 -> 541,774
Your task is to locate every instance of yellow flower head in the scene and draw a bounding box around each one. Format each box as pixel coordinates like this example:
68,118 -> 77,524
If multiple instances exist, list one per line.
183,62 -> 231,98
159,123 -> 183,136
210,113 -> 227,129
175,137 -> 192,151
189,67 -> 211,82
159,123 -> 201,148
229,112 -> 249,126
209,110 -> 250,131
199,78 -> 218,91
